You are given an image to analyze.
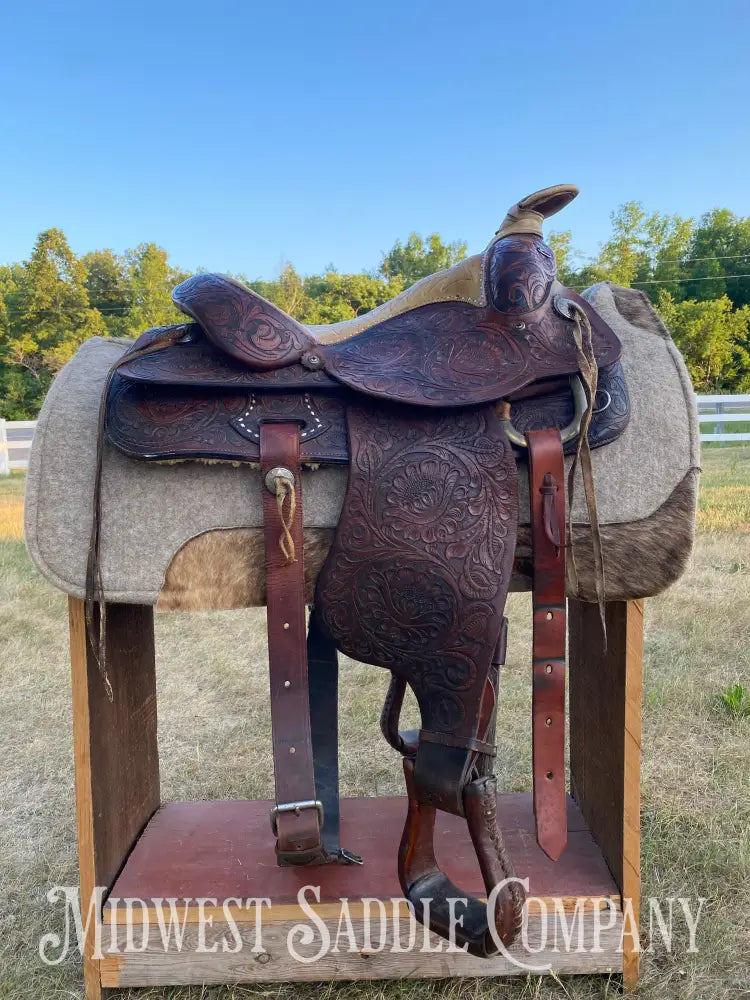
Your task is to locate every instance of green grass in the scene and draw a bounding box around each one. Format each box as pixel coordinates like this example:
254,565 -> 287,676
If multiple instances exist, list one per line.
696,445 -> 750,532
0,449 -> 748,999
0,471 -> 25,540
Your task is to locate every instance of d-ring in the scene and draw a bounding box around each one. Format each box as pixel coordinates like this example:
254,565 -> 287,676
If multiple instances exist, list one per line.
500,375 -> 587,448
593,389 -> 611,414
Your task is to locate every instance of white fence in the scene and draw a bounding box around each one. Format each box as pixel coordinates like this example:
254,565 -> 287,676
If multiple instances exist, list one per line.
0,419 -> 37,474
1,394 -> 749,473
696,394 -> 750,443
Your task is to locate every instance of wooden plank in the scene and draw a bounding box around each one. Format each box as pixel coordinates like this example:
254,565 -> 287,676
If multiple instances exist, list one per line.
99,794 -> 623,984
68,598 -> 161,999
696,412 -> 750,422
106,795 -> 618,910
105,895 -> 620,926
568,598 -> 644,990
699,432 -> 750,442
695,392 -> 750,403
100,909 -> 623,986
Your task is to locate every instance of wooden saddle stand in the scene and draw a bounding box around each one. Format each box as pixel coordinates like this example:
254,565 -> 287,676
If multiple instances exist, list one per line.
72,186 -> 644,996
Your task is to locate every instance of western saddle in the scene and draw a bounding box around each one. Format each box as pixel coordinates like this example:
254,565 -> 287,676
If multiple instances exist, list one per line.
91,185 -> 630,956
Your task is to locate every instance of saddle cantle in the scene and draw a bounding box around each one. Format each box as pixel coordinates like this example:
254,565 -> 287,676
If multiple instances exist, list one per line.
94,185 -> 630,956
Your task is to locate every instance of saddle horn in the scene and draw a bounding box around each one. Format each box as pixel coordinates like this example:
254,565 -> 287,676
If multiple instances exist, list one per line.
494,184 -> 579,239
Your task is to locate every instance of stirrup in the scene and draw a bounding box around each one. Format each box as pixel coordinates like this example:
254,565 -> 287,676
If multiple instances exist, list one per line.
398,759 -> 525,957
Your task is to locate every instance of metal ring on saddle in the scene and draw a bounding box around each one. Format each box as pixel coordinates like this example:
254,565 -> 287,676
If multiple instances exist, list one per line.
500,375 -> 587,447
593,389 -> 611,414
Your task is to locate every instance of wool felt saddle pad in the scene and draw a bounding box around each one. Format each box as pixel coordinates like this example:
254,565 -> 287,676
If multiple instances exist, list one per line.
24,283 -> 699,609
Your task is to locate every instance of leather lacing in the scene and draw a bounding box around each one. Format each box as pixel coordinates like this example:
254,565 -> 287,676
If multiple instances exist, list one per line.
272,474 -> 297,564
567,303 -> 607,640
477,780 -> 526,942
86,326 -> 188,701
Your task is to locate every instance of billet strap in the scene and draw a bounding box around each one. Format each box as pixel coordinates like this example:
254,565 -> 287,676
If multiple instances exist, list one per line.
398,759 -> 525,957
526,428 -> 567,861
260,423 -> 329,866
307,613 -> 362,864
419,730 -> 497,757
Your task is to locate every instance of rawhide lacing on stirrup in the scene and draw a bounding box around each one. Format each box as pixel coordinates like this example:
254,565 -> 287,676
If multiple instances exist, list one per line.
398,759 -> 525,957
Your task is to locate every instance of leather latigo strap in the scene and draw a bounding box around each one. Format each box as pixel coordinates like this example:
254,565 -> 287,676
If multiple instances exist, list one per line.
526,428 -> 567,861
306,614 -> 362,864
260,423 -> 329,865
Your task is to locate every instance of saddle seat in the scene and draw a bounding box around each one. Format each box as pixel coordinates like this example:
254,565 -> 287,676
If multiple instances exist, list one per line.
115,185 -> 621,411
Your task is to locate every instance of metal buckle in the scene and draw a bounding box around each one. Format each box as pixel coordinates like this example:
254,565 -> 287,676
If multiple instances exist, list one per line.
500,374 -> 587,448
270,799 -> 324,836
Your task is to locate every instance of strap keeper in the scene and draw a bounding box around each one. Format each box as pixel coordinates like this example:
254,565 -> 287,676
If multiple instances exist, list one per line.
419,729 -> 497,757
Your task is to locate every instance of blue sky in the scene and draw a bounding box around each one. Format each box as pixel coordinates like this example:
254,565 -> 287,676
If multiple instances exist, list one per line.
1,1 -> 748,278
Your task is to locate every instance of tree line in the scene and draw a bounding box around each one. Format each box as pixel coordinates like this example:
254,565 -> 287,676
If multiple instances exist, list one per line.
1,201 -> 749,419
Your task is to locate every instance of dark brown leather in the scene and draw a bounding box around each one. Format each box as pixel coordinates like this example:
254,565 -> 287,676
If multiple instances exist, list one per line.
174,274 -> 314,369
260,423 -> 328,865
106,359 -> 629,464
96,199 -> 632,957
315,401 -> 518,816
319,290 -> 619,408
526,429 -> 567,862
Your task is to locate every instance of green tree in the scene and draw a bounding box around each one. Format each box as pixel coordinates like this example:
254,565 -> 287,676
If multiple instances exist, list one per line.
302,271 -> 400,324
0,229 -> 106,417
657,290 -> 750,391
595,202 -> 652,286
584,205 -> 693,300
82,249 -> 132,336
648,215 -> 693,302
122,243 -> 186,335
682,209 -> 750,308
249,264 -> 317,321
547,231 -> 581,286
380,233 -> 466,287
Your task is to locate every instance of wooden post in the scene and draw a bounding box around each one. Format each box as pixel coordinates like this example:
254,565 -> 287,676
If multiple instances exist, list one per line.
568,599 -> 644,990
68,598 -> 160,1000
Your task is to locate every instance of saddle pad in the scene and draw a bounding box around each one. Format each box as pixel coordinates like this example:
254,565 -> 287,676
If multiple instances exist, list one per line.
24,284 -> 699,606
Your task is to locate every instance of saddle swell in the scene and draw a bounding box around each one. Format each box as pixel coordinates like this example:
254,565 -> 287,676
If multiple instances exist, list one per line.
97,185 -> 629,956
173,273 -> 315,369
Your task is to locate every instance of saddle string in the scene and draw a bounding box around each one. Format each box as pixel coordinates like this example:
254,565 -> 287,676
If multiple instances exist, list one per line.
273,474 -> 297,564
86,326 -> 189,701
566,304 -> 607,642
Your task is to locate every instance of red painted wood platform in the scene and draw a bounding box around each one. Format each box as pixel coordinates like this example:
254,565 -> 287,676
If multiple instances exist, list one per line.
107,793 -> 618,907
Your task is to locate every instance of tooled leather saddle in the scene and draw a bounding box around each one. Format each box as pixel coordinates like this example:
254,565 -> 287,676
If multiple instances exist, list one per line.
92,185 -> 630,956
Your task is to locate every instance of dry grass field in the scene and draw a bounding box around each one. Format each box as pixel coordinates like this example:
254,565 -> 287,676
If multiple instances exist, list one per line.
0,449 -> 748,1000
